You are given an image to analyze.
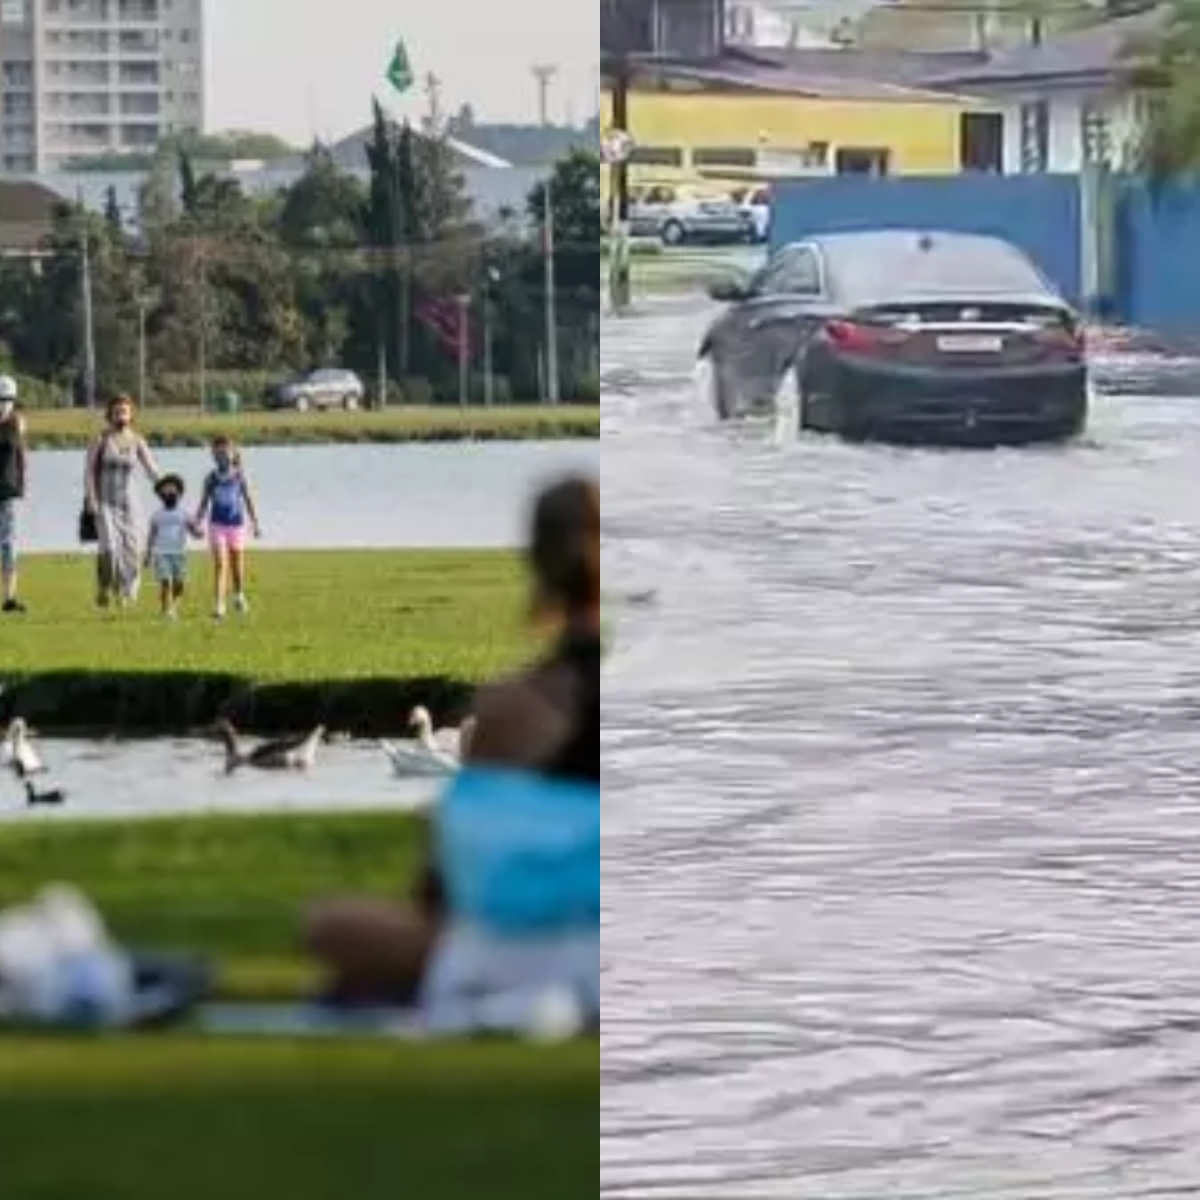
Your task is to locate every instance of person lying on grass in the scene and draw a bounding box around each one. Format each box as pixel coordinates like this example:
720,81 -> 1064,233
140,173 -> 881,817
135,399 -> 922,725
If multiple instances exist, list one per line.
305,474 -> 600,1014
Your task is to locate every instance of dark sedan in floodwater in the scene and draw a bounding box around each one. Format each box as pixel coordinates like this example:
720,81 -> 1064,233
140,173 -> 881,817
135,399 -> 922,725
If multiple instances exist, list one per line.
699,229 -> 1089,445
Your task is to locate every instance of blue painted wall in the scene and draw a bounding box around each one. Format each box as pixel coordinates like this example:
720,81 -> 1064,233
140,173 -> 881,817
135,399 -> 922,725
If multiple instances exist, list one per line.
1114,179 -> 1200,332
769,174 -> 1200,332
771,175 -> 1083,305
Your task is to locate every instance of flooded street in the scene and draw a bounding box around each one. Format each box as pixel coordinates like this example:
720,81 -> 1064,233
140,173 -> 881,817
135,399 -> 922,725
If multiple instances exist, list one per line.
601,295 -> 1200,1197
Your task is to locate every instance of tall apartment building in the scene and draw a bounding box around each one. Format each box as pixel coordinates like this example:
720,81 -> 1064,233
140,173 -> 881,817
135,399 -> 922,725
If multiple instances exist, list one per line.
0,0 -> 203,175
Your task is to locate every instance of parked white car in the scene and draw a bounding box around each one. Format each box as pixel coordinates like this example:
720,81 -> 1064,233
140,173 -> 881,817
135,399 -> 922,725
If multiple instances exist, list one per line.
736,186 -> 772,244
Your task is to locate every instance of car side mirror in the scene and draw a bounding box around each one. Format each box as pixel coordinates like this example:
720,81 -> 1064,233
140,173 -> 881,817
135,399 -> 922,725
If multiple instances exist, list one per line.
708,278 -> 751,303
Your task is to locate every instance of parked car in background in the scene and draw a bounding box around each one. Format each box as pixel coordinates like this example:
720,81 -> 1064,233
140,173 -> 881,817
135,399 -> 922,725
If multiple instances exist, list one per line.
735,186 -> 772,244
699,228 -> 1088,446
265,368 -> 365,412
629,184 -> 753,246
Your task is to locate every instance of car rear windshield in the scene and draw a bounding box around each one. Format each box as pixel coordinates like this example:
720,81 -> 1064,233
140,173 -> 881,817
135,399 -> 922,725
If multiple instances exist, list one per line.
824,234 -> 1053,305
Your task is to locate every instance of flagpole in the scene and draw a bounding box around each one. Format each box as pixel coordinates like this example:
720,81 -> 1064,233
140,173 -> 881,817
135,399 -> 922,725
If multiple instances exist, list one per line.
543,176 -> 560,406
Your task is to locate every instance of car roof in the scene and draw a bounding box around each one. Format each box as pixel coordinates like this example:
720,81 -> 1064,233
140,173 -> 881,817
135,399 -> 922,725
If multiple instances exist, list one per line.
796,229 -> 1060,306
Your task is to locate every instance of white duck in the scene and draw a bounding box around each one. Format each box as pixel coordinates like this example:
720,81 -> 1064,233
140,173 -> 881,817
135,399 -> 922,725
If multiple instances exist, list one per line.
378,707 -> 475,779
216,719 -> 325,775
2,719 -> 45,779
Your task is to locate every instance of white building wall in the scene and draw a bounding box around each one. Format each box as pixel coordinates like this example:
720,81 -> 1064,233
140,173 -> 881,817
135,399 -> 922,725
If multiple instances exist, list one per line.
994,87 -> 1141,174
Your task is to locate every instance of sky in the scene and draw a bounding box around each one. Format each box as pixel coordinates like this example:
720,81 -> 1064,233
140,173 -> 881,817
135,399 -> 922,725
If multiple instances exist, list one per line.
205,0 -> 598,144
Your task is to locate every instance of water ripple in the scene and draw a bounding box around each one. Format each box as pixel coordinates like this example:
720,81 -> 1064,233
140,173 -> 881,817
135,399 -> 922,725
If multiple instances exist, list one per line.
602,295 -> 1200,1197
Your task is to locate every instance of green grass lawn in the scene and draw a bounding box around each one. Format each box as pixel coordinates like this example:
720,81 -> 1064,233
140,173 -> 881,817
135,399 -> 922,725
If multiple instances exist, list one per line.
24,404 -> 600,450
0,550 -> 536,731
0,811 -> 426,996
0,812 -> 597,1200
601,246 -> 750,295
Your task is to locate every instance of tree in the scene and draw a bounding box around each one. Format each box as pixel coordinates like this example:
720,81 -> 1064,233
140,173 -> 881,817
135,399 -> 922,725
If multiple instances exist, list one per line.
104,186 -> 124,236
1126,0 -> 1200,178
0,100 -> 600,405
528,148 -> 600,252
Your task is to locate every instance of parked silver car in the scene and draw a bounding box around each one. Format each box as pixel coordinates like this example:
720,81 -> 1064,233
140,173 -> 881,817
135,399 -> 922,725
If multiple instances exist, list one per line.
629,185 -> 752,246
266,368 -> 365,411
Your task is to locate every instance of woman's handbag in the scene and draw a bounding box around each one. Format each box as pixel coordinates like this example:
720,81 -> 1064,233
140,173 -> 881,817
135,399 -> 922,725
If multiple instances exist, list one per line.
78,434 -> 106,545
78,505 -> 97,544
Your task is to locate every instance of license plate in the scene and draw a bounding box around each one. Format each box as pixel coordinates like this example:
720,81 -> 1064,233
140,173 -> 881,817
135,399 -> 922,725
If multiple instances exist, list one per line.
936,334 -> 1003,353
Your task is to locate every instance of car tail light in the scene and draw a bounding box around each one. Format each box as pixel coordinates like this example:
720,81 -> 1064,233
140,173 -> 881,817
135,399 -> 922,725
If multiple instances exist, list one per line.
1033,324 -> 1086,360
822,320 -> 908,355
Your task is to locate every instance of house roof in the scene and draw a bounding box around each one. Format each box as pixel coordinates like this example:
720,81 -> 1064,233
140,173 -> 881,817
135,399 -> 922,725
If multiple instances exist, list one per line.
733,45 -> 988,87
0,181 -> 65,250
922,5 -> 1165,88
274,126 -> 516,176
628,50 -> 975,102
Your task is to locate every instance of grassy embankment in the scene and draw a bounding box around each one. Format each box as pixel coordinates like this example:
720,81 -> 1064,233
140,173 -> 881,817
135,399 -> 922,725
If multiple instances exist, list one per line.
0,812 -> 597,1200
24,404 -> 600,450
600,240 -> 752,293
0,549 -> 534,733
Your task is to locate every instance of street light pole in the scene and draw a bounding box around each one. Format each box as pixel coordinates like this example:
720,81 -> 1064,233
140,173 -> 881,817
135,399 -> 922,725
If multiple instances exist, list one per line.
609,60 -> 632,313
456,292 -> 471,411
543,177 -> 560,405
79,210 -> 96,409
483,266 -> 499,407
137,297 -> 147,405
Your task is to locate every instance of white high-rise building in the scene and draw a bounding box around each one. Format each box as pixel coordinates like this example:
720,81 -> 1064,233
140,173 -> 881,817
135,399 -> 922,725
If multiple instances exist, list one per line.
0,0 -> 204,175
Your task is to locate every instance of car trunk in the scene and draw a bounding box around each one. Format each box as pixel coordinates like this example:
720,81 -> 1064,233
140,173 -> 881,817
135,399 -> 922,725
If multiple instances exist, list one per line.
827,300 -> 1085,370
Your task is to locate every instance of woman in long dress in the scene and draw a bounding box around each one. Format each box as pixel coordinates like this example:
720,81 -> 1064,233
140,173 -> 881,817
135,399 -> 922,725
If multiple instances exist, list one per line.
84,395 -> 162,607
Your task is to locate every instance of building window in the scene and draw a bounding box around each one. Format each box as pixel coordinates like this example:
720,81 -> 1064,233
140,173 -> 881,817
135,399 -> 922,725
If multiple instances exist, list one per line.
960,111 -> 1003,173
628,145 -> 684,168
656,0 -> 721,58
835,147 -> 890,176
1081,102 -> 1111,166
692,147 -> 756,169
1019,100 -> 1049,172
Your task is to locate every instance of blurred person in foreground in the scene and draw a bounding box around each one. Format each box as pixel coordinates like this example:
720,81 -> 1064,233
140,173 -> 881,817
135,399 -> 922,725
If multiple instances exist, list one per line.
0,376 -> 27,613
305,474 -> 600,1030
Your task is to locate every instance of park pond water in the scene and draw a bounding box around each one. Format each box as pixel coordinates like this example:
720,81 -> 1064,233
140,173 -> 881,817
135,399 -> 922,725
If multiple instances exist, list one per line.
602,294 -> 1200,1197
0,735 -> 441,823
20,439 -> 598,551
3,436 -> 597,820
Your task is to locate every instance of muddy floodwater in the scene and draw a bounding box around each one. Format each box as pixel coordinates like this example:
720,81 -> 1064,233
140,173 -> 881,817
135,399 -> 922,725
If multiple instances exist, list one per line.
602,294 -> 1200,1198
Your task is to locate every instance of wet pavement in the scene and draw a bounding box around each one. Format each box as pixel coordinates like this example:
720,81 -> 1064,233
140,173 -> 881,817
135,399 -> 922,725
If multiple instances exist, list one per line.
601,293 -> 1200,1198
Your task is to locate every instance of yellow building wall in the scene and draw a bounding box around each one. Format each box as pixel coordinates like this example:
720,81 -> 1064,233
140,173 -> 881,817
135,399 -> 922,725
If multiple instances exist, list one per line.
599,88 -> 967,195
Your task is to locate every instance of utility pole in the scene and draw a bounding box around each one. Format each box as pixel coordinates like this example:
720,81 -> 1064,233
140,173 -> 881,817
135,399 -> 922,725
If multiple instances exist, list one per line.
424,71 -> 442,133
543,177 -> 560,405
76,190 -> 96,409
609,60 -> 633,312
531,63 -> 558,127
602,0 -> 637,312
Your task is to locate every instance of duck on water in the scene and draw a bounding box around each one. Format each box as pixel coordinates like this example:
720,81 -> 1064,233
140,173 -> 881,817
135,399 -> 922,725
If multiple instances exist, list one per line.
3,720 -> 66,805
379,706 -> 475,778
2,718 -> 45,778
215,720 -> 325,774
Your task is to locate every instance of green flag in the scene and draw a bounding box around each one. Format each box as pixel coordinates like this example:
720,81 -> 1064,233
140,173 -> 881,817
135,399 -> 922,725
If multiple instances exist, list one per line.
386,39 -> 414,95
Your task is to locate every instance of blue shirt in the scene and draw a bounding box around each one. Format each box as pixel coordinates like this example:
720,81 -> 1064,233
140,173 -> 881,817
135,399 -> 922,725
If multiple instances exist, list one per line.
206,468 -> 246,527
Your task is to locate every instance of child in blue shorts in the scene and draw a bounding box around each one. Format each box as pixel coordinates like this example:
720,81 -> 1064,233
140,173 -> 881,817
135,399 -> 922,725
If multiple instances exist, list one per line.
145,474 -> 192,620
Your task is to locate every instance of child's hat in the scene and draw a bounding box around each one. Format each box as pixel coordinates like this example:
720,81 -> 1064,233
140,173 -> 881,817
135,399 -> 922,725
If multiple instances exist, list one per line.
155,473 -> 185,499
